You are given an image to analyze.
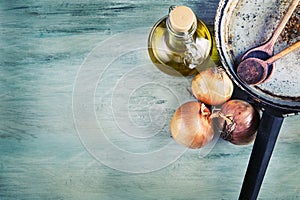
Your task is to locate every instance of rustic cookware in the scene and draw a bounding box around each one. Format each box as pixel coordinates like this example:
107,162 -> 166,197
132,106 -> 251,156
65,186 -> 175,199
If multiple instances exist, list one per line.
215,0 -> 300,199
241,0 -> 299,61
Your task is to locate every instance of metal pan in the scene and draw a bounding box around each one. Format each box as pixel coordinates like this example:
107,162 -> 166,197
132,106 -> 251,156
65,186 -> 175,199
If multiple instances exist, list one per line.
215,0 -> 299,199
215,0 -> 300,112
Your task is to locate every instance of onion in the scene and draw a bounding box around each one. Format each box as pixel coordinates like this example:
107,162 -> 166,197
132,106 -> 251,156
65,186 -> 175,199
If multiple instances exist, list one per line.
191,67 -> 234,106
218,99 -> 260,145
170,101 -> 214,149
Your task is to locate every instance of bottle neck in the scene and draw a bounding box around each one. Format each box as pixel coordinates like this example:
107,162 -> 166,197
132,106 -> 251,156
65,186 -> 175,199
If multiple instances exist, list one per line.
166,17 -> 197,50
166,16 -> 207,69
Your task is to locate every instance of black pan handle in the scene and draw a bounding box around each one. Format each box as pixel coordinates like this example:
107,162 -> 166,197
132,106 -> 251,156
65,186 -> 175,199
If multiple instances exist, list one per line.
239,110 -> 284,200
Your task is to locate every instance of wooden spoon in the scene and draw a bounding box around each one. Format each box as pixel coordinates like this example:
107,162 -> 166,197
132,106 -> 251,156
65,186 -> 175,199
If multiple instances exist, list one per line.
237,40 -> 300,85
241,0 -> 299,61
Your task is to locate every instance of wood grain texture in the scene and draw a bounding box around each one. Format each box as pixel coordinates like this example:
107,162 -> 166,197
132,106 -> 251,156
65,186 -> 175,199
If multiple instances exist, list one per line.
0,0 -> 299,199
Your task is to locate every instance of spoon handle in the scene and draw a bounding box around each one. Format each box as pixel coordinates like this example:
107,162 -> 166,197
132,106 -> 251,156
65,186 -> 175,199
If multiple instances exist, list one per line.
266,41 -> 300,64
267,0 -> 299,48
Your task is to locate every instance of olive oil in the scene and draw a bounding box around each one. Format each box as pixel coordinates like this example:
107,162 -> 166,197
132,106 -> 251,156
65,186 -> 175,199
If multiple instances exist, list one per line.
148,6 -> 216,76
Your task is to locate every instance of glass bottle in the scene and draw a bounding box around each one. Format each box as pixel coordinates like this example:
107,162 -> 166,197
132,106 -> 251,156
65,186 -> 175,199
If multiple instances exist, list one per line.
148,5 -> 215,76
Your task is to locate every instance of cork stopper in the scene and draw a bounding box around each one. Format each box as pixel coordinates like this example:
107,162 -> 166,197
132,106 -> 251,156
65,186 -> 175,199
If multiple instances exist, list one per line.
169,6 -> 196,32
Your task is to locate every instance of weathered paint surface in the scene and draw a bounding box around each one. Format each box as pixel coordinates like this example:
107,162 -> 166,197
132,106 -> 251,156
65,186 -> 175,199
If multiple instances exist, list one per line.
0,0 -> 300,199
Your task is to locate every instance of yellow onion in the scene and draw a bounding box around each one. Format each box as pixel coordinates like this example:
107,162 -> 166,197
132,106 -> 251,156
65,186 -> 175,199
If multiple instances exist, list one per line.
170,101 -> 214,149
191,67 -> 234,106
218,99 -> 260,145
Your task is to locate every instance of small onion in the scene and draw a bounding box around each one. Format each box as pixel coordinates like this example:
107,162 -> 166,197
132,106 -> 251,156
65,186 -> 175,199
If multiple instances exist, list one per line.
192,67 -> 234,106
170,101 -> 214,149
218,99 -> 260,145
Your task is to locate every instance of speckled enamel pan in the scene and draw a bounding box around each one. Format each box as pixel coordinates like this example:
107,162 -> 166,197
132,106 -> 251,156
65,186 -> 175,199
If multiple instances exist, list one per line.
215,0 -> 300,112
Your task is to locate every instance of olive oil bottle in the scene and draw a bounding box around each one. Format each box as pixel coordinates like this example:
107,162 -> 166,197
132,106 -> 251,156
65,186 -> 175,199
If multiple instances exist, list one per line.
148,6 -> 216,76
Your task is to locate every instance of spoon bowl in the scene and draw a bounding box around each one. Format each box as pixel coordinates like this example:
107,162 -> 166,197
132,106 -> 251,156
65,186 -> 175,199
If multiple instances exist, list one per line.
237,58 -> 268,85
242,50 -> 275,83
237,41 -> 300,85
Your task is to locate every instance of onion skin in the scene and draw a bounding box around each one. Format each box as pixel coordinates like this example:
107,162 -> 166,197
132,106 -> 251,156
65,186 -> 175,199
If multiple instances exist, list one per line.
219,100 -> 260,145
192,67 -> 234,106
170,101 -> 214,149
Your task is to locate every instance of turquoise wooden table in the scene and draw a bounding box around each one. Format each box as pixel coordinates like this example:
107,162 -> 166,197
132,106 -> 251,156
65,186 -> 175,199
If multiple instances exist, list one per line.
1,0 -> 300,199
